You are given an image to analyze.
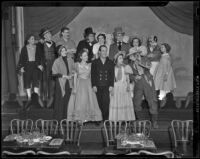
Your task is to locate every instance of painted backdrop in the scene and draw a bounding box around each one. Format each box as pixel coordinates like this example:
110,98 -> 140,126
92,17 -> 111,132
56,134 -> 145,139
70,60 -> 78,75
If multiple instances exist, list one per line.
53,7 -> 193,97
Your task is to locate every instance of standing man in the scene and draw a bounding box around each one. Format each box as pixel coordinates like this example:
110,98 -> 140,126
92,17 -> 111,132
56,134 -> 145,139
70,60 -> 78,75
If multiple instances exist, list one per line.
127,49 -> 159,129
146,35 -> 161,78
109,27 -> 130,63
91,45 -> 115,121
75,27 -> 97,63
38,28 -> 58,108
56,27 -> 76,60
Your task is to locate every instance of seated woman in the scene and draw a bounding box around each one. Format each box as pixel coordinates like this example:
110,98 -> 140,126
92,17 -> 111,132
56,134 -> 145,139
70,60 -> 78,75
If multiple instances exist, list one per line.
17,34 -> 43,107
52,45 -> 75,120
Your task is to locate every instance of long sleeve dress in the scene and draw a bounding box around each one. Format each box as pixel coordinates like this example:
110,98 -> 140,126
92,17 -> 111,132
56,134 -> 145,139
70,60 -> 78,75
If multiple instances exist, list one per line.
154,53 -> 176,92
109,65 -> 136,121
67,63 -> 102,122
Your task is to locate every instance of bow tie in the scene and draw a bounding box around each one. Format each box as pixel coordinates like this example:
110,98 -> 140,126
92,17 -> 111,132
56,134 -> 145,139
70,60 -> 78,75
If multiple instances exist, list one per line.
117,41 -> 122,45
45,41 -> 52,45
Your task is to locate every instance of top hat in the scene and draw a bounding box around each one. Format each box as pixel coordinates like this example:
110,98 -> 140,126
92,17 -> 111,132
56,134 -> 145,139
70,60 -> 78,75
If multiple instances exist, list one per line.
39,28 -> 51,38
138,57 -> 152,69
113,27 -> 125,36
84,27 -> 96,37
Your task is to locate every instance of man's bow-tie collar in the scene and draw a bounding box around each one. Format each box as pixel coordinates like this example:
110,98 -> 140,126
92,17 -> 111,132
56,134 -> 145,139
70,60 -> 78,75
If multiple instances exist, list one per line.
45,41 -> 52,45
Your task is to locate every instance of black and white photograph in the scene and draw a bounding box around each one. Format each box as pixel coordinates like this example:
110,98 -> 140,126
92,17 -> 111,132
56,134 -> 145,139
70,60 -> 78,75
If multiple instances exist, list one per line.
1,1 -> 199,158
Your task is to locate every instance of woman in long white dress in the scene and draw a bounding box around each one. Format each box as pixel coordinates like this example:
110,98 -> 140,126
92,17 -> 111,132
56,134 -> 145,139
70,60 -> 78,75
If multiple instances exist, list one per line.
67,49 -> 102,122
109,52 -> 135,121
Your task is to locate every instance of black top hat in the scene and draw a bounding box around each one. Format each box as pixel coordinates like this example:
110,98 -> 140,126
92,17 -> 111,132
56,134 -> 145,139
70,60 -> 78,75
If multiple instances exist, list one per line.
84,27 -> 95,37
39,27 -> 51,38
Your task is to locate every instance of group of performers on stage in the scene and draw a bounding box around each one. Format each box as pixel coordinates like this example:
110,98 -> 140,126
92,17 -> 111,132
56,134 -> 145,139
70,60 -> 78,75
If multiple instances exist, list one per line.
17,26 -> 176,129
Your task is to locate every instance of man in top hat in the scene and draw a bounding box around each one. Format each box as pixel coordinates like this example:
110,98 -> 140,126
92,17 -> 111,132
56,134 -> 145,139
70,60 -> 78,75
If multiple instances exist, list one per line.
109,27 -> 131,63
75,27 -> 97,63
127,49 -> 159,129
38,27 -> 58,108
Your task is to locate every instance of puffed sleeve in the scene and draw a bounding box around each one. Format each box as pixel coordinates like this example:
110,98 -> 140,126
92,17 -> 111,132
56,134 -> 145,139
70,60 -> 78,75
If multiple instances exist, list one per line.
139,45 -> 147,56
124,65 -> 133,74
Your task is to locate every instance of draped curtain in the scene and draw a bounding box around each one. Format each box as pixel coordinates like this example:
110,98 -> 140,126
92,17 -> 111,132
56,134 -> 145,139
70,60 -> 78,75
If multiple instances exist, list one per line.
2,7 -> 18,99
2,7 -> 83,101
2,3 -> 194,101
23,7 -> 83,38
150,2 -> 193,36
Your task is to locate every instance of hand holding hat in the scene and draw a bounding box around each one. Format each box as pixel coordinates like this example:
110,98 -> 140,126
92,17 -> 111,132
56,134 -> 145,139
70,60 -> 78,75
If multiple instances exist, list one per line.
138,46 -> 147,56
138,57 -> 152,69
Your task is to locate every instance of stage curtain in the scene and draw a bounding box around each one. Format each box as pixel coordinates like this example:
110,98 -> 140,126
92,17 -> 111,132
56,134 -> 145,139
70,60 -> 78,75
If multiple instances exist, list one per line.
23,7 -> 83,37
150,2 -> 193,35
2,7 -> 18,99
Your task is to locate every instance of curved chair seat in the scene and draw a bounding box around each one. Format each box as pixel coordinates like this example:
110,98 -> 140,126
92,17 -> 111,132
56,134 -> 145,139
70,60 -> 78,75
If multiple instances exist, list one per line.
37,150 -> 71,155
2,150 -> 36,156
139,150 -> 174,158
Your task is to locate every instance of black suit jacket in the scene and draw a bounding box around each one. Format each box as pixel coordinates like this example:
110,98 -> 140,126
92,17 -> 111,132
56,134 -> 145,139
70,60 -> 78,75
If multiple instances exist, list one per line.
37,41 -> 58,68
91,57 -> 115,88
75,39 -> 96,63
109,42 -> 131,61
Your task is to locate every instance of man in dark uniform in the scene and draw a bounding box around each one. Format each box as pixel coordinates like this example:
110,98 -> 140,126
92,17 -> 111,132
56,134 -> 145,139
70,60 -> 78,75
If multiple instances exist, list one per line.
75,27 -> 97,63
91,45 -> 115,121
109,27 -> 130,63
127,49 -> 159,129
38,28 -> 58,108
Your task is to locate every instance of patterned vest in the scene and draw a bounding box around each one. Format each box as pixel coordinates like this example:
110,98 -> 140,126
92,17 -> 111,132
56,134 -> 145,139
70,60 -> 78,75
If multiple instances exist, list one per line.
44,42 -> 56,61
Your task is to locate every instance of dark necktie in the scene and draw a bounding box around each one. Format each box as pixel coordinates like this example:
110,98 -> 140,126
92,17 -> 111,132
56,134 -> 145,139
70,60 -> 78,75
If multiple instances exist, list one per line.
118,42 -> 122,51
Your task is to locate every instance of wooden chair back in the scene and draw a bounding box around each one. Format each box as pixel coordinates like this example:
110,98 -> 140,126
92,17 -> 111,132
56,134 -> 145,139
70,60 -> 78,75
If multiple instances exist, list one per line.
10,119 -> 33,134
35,119 -> 58,136
127,120 -> 152,137
103,120 -> 127,147
171,120 -> 193,147
60,119 -> 83,146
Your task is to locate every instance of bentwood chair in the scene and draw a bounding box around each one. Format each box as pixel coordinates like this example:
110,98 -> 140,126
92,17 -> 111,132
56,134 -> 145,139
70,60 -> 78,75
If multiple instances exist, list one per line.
171,120 -> 193,157
35,119 -> 58,137
10,119 -> 33,134
138,150 -> 174,158
103,120 -> 127,154
60,119 -> 83,154
2,150 -> 36,156
126,120 -> 152,137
